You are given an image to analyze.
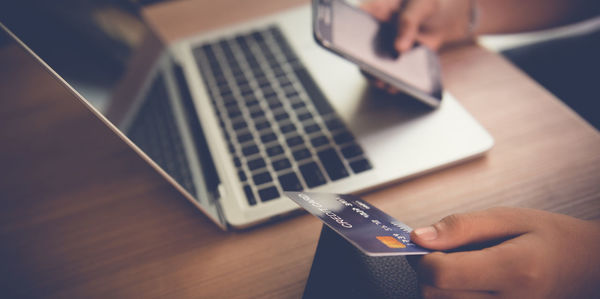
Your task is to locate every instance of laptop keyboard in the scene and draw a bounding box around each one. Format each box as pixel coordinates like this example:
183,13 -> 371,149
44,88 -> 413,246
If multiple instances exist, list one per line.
193,26 -> 372,206
127,74 -> 197,196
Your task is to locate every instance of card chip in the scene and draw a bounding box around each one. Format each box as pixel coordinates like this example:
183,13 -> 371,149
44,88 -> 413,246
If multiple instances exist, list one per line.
376,236 -> 406,248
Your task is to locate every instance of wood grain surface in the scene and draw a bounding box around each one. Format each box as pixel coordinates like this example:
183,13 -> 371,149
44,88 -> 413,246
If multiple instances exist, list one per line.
1,0 -> 599,298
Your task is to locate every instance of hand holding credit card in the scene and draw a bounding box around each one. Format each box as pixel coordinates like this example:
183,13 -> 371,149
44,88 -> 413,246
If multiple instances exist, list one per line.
285,192 -> 430,256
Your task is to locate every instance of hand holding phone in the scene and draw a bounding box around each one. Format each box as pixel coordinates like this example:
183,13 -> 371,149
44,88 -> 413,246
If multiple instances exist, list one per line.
313,0 -> 443,107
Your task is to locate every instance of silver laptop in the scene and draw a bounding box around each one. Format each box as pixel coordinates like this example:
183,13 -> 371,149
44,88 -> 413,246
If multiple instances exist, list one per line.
1,3 -> 492,229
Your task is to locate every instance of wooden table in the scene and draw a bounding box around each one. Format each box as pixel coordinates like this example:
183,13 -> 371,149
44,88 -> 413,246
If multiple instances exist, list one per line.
1,0 -> 599,298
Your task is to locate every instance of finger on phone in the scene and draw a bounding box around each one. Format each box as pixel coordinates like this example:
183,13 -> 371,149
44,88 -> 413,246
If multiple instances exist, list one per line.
395,0 -> 437,53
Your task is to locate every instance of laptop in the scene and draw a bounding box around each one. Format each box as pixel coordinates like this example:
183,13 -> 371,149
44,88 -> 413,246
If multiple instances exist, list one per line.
0,2 -> 493,229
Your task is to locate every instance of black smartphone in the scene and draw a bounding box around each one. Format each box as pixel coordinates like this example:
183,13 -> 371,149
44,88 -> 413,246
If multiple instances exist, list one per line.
312,0 -> 443,107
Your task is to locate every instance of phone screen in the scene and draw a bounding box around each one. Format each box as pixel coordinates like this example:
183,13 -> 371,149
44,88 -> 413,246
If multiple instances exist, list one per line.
322,0 -> 442,104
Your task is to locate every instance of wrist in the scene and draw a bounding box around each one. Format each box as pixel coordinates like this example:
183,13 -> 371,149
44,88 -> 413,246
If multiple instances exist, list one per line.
436,0 -> 478,47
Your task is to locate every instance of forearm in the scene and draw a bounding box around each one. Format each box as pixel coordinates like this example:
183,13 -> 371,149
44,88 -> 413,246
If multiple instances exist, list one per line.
475,0 -> 599,35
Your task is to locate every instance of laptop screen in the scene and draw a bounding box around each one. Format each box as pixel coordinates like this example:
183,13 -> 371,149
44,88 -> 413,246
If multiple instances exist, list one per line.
0,1 -> 227,226
0,0 -> 153,112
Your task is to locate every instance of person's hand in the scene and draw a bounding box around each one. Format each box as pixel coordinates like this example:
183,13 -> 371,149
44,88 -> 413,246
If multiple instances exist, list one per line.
410,207 -> 600,298
360,0 -> 475,93
361,0 -> 475,53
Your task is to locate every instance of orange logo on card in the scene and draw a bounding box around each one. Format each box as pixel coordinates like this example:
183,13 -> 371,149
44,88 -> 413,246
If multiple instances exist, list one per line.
376,236 -> 406,248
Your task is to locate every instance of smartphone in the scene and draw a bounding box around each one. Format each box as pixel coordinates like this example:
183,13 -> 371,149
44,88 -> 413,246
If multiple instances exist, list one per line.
312,0 -> 443,107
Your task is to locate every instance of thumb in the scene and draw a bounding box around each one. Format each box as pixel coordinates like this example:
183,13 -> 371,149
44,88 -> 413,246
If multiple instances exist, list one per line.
410,207 -> 534,251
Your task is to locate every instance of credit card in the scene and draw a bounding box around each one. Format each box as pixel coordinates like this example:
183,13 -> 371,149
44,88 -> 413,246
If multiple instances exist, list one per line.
285,192 -> 430,256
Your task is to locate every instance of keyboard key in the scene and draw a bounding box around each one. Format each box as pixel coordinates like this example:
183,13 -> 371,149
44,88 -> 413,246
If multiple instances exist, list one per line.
293,67 -> 334,115
223,96 -> 237,106
246,98 -> 259,107
278,173 -> 303,191
240,86 -> 253,96
261,84 -> 275,92
216,78 -> 228,86
243,185 -> 256,206
280,82 -> 294,91
214,74 -> 226,83
263,127 -> 277,135
279,78 -> 292,87
257,77 -> 270,87
286,136 -> 304,147
333,131 -> 354,144
201,43 -> 214,54
283,85 -> 297,94
242,144 -> 259,156
238,81 -> 250,88
297,112 -> 312,121
266,144 -> 284,156
317,148 -> 349,181
250,109 -> 265,118
255,120 -> 270,130
272,158 -> 291,171
280,123 -> 296,133
304,123 -> 320,134
251,31 -> 264,41
263,90 -> 277,99
293,148 -> 311,161
248,59 -> 260,69
264,52 -> 275,61
226,104 -> 240,114
236,35 -> 249,47
274,112 -> 289,121
234,75 -> 246,84
273,67 -> 285,77
248,104 -> 262,114
299,162 -> 327,188
268,101 -> 283,109
248,66 -> 261,75
265,94 -> 279,102
325,119 -> 344,131
238,170 -> 247,182
233,68 -> 244,77
220,88 -> 233,97
248,158 -> 266,171
350,159 -> 373,173
253,171 -> 272,185
310,135 -> 329,147
233,156 -> 241,167
341,144 -> 363,159
261,133 -> 277,143
237,133 -> 253,143
228,109 -> 242,118
232,120 -> 247,130
258,186 -> 280,202
291,101 -> 306,109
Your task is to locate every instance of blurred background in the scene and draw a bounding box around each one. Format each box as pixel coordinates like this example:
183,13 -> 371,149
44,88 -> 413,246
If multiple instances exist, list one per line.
481,17 -> 600,130
1,0 -> 598,128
